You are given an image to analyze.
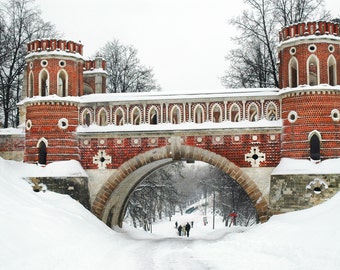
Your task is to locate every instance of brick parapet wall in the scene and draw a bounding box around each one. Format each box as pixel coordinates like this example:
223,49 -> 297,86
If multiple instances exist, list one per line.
78,129 -> 282,170
0,133 -> 25,161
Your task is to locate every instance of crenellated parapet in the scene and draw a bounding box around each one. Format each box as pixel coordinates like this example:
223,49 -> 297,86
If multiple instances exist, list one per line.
27,39 -> 83,55
279,21 -> 340,42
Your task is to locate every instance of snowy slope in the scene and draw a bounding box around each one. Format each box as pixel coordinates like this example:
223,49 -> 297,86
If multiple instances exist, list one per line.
0,157 -> 339,270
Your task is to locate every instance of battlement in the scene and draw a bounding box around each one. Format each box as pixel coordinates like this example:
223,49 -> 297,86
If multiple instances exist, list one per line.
27,39 -> 83,55
84,57 -> 106,72
279,21 -> 340,42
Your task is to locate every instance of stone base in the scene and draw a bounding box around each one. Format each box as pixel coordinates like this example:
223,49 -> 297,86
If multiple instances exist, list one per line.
269,174 -> 340,214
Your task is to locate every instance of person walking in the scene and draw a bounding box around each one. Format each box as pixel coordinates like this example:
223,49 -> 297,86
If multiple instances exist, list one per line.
178,225 -> 182,236
185,222 -> 191,237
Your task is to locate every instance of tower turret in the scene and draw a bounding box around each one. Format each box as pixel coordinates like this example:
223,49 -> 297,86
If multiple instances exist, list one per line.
278,21 -> 340,161
22,39 -> 85,164
25,39 -> 84,98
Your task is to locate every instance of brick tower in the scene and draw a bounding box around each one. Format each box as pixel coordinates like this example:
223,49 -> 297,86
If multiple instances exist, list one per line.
278,21 -> 340,161
22,39 -> 85,164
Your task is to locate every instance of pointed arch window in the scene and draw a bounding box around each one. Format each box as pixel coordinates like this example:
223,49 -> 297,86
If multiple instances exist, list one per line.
82,109 -> 92,126
309,131 -> 321,161
307,55 -> 319,86
37,139 -> 47,165
194,105 -> 205,123
115,107 -> 125,126
230,104 -> 241,122
248,103 -> 259,122
28,72 -> 34,98
211,104 -> 222,122
98,108 -> 108,126
149,106 -> 158,125
328,55 -> 337,86
131,107 -> 141,125
266,102 -> 277,121
39,69 -> 49,96
171,106 -> 181,124
57,70 -> 68,96
289,57 -> 298,87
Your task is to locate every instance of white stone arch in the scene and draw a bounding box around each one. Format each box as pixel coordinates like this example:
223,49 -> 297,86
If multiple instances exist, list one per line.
211,103 -> 222,122
229,103 -> 241,122
131,106 -> 142,125
327,55 -> 337,86
247,102 -> 259,122
28,71 -> 34,98
148,105 -> 159,125
115,107 -> 125,126
36,137 -> 49,148
97,107 -> 108,126
57,69 -> 68,96
39,68 -> 49,96
81,108 -> 93,126
170,105 -> 181,124
265,101 -> 278,121
193,104 -> 205,123
307,54 -> 320,86
288,57 -> 299,87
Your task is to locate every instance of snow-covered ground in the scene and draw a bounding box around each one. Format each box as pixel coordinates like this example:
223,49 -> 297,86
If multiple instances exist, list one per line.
0,157 -> 339,270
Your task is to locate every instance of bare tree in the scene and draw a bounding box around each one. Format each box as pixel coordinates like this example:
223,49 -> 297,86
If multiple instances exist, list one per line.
0,0 -> 58,128
100,39 -> 160,93
274,0 -> 330,27
222,0 -> 330,89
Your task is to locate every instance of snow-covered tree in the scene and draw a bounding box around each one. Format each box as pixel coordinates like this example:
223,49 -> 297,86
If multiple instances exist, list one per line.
0,0 -> 58,127
99,39 -> 160,93
222,0 -> 330,89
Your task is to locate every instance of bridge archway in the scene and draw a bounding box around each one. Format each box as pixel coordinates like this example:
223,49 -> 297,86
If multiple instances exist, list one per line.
92,139 -> 269,227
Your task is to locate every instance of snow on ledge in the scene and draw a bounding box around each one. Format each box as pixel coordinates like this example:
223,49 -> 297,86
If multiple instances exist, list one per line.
4,159 -> 88,178
76,119 -> 282,133
271,158 -> 340,175
0,127 -> 24,135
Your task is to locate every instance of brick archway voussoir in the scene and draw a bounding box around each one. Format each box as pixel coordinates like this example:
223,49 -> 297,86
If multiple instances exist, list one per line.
92,145 -> 269,224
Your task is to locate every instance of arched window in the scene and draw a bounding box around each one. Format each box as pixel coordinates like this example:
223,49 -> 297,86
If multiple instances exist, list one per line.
266,102 -> 277,121
230,103 -> 241,122
115,107 -> 125,126
211,104 -> 222,122
131,107 -> 141,125
194,105 -> 205,123
307,55 -> 319,86
309,131 -> 321,161
39,69 -> 49,96
149,106 -> 158,125
57,70 -> 68,96
289,57 -> 298,87
28,71 -> 34,98
98,108 -> 107,126
328,55 -> 337,86
37,138 -> 48,165
248,103 -> 259,122
82,109 -> 92,126
171,105 -> 181,124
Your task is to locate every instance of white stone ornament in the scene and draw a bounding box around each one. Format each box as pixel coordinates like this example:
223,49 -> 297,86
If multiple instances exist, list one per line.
93,150 -> 111,169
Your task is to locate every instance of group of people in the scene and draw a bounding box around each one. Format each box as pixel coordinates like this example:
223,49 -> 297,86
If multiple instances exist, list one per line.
175,221 -> 193,237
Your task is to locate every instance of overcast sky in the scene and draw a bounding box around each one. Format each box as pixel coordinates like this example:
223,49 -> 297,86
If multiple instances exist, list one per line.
35,0 -> 340,92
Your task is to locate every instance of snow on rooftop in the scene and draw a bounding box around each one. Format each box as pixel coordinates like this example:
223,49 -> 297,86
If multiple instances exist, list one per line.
272,157 -> 340,175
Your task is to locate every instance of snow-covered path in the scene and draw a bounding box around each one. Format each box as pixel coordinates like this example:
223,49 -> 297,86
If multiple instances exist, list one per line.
1,157 -> 340,270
